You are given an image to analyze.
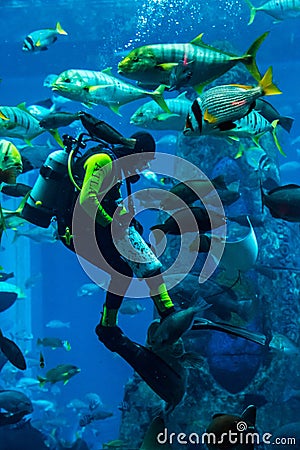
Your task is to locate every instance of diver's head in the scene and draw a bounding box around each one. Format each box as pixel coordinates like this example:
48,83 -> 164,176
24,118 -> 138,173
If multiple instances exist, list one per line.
129,132 -> 156,172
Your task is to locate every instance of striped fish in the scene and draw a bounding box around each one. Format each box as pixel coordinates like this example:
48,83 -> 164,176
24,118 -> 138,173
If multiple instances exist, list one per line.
118,32 -> 269,92
0,104 -> 62,146
184,108 -> 285,155
52,68 -> 169,114
22,22 -> 67,52
130,92 -> 192,131
189,67 -> 281,129
244,0 -> 300,25
0,139 -> 23,183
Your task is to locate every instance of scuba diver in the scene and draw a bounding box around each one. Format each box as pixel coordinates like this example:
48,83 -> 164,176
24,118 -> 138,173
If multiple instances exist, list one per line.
21,112 -> 267,407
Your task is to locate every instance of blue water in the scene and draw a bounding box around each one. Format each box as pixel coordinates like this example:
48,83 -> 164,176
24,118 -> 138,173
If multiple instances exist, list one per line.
1,0 -> 300,448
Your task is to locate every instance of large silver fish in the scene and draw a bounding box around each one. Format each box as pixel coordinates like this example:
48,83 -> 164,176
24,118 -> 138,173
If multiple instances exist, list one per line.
130,92 -> 192,130
0,104 -> 62,146
52,68 -> 169,114
118,32 -> 269,92
244,0 -> 300,25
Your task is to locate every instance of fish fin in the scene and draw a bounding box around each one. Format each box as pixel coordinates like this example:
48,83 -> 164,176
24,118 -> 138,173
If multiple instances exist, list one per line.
16,102 -> 28,112
176,91 -> 189,100
157,63 -> 178,71
101,67 -> 113,75
37,376 -> 47,388
211,175 -> 227,189
149,84 -> 170,113
56,22 -> 68,35
244,0 -> 257,25
15,191 -> 31,216
271,120 -> 286,156
259,66 -> 282,96
242,405 -> 256,426
227,135 -> 240,142
190,32 -> 205,46
48,129 -> 64,148
63,340 -> 71,351
212,413 -> 226,419
109,105 -> 122,116
242,31 -> 269,81
234,144 -> 244,159
0,111 -> 9,120
24,139 -> 33,146
193,83 -> 205,94
35,40 -> 41,47
156,113 -> 180,121
204,109 -> 217,123
63,379 -> 69,385
229,83 -> 253,89
88,85 -> 106,92
82,102 -> 95,109
279,116 -> 294,133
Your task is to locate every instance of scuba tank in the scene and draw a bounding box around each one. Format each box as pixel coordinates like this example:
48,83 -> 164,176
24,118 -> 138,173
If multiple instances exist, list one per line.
21,135 -> 84,228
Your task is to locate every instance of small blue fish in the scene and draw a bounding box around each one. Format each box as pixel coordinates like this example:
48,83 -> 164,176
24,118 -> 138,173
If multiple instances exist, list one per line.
22,22 -> 67,52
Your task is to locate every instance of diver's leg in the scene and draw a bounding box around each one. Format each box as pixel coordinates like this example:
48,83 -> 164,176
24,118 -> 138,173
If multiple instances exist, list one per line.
145,269 -> 176,318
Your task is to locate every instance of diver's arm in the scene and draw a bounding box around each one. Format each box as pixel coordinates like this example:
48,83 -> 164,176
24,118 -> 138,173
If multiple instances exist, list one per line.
79,153 -> 113,227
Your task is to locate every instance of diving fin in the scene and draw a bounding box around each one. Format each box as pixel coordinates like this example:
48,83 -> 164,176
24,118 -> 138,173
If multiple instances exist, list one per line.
96,325 -> 185,405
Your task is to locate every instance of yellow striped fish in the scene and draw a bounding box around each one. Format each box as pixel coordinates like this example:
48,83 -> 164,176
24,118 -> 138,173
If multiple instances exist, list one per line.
0,104 -> 62,146
52,68 -> 169,114
118,32 -> 269,93
130,92 -> 192,131
0,139 -> 22,183
244,0 -> 300,25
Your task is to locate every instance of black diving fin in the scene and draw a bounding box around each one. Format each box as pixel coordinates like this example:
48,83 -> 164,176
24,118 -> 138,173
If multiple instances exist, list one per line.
96,325 -> 185,407
191,318 -> 266,346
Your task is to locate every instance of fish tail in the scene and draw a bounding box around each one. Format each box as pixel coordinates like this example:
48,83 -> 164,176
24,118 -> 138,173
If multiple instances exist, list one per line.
48,129 -> 64,148
37,376 -> 47,388
244,0 -> 257,25
242,32 -> 269,81
279,116 -> 294,133
56,22 -> 68,35
271,120 -> 286,156
259,67 -> 282,96
150,85 -> 170,113
63,340 -> 72,351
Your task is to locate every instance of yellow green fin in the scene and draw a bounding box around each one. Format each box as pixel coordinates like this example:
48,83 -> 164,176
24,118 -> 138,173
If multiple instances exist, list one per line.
56,22 -> 68,35
242,31 -> 269,81
157,63 -> 178,71
48,129 -> 64,148
193,83 -> 206,94
150,84 -> 170,113
109,105 -> 122,116
259,66 -> 282,96
156,113 -> 180,121
16,102 -> 28,111
204,109 -> 217,123
244,0 -> 257,25
0,111 -> 9,120
229,84 -> 253,89
190,32 -> 205,46
101,67 -> 113,76
271,120 -> 286,156
36,40 -> 41,47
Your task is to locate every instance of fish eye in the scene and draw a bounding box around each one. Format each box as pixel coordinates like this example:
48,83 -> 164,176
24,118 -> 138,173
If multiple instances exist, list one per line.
83,87 -> 89,92
132,57 -> 139,62
64,78 -> 71,83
